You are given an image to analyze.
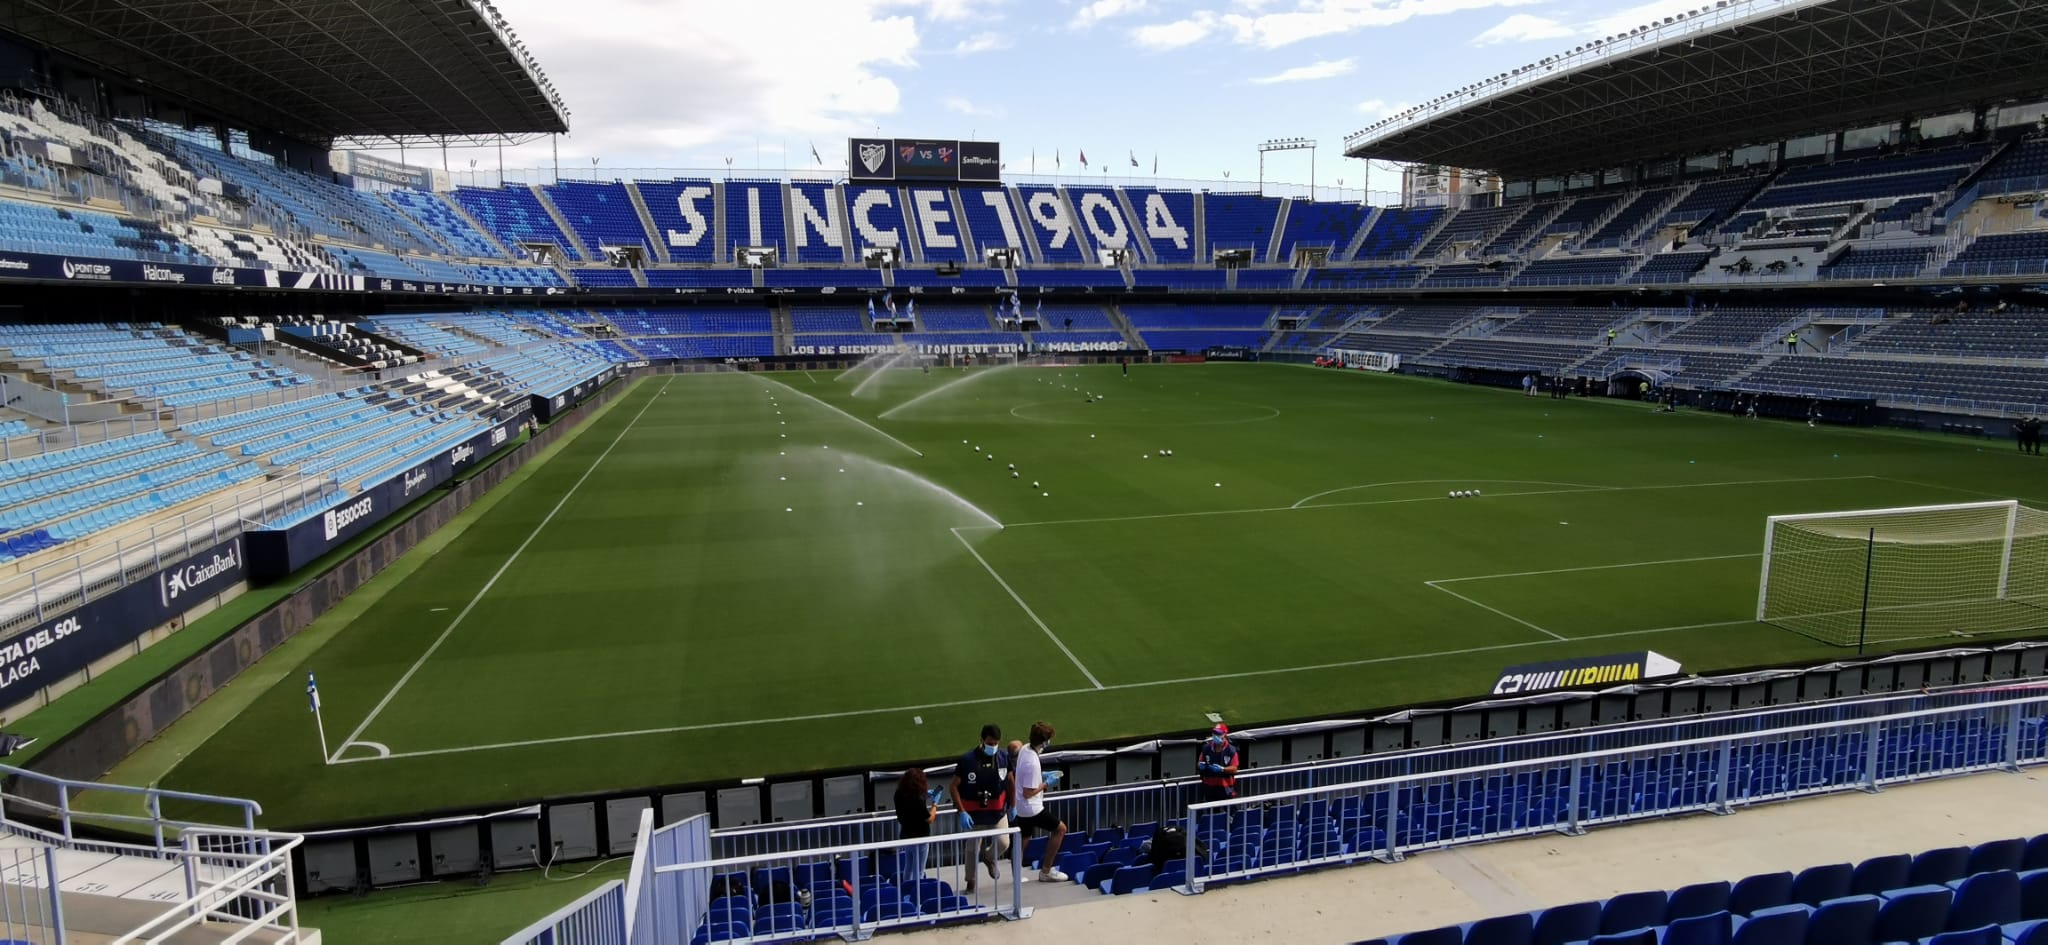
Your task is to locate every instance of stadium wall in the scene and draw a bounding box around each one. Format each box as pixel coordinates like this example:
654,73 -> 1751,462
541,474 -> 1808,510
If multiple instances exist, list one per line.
20,370 -> 651,788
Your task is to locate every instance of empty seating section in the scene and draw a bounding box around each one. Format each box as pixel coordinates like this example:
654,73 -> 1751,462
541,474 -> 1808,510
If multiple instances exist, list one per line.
1583,188 -> 1676,247
1945,233 -> 2048,277
1750,152 -> 1984,210
544,181 -> 655,255
1123,305 -> 1268,330
1977,137 -> 2048,191
724,181 -> 786,256
1630,251 -> 1713,284
0,323 -> 312,410
1233,269 -> 1294,290
164,140 -> 443,255
1277,201 -> 1369,259
1126,189 -> 1198,263
1498,307 -> 1624,341
1744,357 -> 2048,412
1657,308 -> 1799,347
1512,255 -> 1636,287
602,308 -> 773,336
917,305 -> 994,331
1373,306 -> 1488,335
1033,304 -> 1115,330
906,187 -> 968,263
1419,263 -> 1510,289
1657,177 -> 1767,232
1415,205 -> 1523,259
1484,204 -> 1558,256
572,268 -> 638,287
844,185 -> 910,255
1330,332 -> 1445,357
1146,270 -> 1230,290
1368,835 -> 2048,945
359,316 -> 487,359
1139,329 -> 1266,352
1871,196 -> 1935,224
385,189 -> 507,259
1542,194 -> 1622,236
789,307 -> 867,334
449,187 -> 577,256
1305,267 -> 1424,289
1009,187 -> 1080,263
630,336 -> 775,359
0,200 -> 209,263
1354,207 -> 1442,260
634,180 -> 718,263
0,430 -> 262,561
958,187 -> 1022,257
1419,339 -> 1595,373
1846,308 -> 2048,360
1821,244 -> 1937,279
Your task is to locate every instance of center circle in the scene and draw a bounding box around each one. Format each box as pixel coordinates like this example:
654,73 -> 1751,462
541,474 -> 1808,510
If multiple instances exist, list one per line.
1008,400 -> 1281,426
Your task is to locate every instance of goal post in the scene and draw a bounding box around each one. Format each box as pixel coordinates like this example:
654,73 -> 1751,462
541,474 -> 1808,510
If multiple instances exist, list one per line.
1757,500 -> 2048,646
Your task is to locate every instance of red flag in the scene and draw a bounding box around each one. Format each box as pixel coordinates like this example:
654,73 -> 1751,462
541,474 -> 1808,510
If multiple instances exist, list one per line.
1079,149 -> 1089,167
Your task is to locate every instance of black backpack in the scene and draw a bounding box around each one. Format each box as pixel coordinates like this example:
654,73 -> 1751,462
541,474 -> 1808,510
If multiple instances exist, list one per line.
1147,825 -> 1207,871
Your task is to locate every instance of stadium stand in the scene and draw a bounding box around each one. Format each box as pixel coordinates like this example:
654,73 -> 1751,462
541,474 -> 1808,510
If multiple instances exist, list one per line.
1354,207 -> 1443,260
544,180 -> 657,255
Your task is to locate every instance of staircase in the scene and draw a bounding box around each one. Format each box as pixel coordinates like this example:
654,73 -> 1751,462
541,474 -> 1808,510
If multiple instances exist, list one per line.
624,181 -> 671,262
1340,206 -> 1384,261
1114,188 -> 1158,263
1104,303 -> 1146,350
440,194 -> 517,260
1056,188 -> 1098,261
711,182 -> 729,263
899,187 -> 929,264
531,184 -> 594,261
1191,193 -> 1207,264
1722,352 -> 1782,388
771,302 -> 795,355
1264,199 -> 1293,263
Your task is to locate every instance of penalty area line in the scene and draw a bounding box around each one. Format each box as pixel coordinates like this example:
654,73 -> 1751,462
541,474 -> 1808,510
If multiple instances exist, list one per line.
329,377 -> 672,763
1424,581 -> 1566,641
951,527 -> 1104,689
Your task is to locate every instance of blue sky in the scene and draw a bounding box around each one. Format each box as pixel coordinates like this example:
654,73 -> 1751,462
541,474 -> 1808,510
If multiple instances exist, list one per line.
402,0 -> 1706,201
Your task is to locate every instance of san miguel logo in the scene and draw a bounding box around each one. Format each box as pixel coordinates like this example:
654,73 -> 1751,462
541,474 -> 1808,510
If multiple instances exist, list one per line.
859,142 -> 888,174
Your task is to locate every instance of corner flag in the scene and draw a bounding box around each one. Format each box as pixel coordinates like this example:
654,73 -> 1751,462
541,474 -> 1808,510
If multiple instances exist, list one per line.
307,671 -> 330,764
306,672 -> 321,712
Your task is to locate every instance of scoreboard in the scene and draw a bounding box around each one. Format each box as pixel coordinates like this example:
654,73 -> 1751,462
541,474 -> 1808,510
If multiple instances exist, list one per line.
848,138 -> 1000,183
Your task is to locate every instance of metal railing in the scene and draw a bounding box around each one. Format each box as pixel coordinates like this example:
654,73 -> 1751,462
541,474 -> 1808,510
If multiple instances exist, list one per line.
0,761 -> 261,851
110,828 -> 304,945
0,846 -> 64,943
1178,692 -> 2047,891
501,881 -> 629,945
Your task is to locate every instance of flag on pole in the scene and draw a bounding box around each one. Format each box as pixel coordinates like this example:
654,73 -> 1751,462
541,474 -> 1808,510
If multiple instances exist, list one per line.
306,672 -> 321,712
907,298 -> 917,317
867,297 -> 876,317
1129,151 -> 1138,168
885,295 -> 897,316
1079,149 -> 1089,167
1153,154 -> 1158,174
1056,150 -> 1061,169
810,141 -> 822,165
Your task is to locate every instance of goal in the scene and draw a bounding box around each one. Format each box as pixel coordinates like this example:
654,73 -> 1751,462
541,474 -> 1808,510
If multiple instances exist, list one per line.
1757,500 -> 2048,646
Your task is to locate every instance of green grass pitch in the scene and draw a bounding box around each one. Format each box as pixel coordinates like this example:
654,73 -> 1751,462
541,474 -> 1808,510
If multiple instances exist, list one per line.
151,362 -> 2048,826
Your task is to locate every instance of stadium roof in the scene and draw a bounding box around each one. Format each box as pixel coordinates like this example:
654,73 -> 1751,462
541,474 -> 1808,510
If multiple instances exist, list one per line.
0,0 -> 568,146
1344,0 -> 2048,179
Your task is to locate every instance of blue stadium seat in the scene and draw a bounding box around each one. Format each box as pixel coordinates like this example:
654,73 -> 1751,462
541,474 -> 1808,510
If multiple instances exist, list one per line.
1969,840 -> 2026,877
1915,848 -> 1975,887
1669,881 -> 1733,922
1801,895 -> 1880,945
1947,871 -> 2022,930
2025,838 -> 2048,873
1602,890 -> 1668,935
1663,910 -> 1734,945
1589,930 -> 1657,945
1924,925 -> 2001,945
1107,864 -> 1154,895
1731,905 -> 1807,945
1732,873 -> 1795,916
1462,913 -> 1533,945
1532,901 -> 1602,945
1876,886 -> 1955,944
1854,856 -> 1914,897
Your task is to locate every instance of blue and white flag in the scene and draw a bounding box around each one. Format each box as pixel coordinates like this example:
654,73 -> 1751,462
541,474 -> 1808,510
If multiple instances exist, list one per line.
907,298 -> 916,317
306,672 -> 321,713
867,297 -> 876,317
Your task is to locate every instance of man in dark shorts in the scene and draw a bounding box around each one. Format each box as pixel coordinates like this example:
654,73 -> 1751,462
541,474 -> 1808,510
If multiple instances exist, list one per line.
1011,721 -> 1070,882
949,723 -> 1012,893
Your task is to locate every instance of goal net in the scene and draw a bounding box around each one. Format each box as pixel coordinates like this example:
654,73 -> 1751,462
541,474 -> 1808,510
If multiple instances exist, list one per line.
1757,500 -> 2048,645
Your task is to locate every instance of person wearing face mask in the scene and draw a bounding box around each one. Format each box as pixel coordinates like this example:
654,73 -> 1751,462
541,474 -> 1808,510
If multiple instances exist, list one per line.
950,723 -> 1012,894
1196,724 -> 1240,804
1011,721 -> 1070,883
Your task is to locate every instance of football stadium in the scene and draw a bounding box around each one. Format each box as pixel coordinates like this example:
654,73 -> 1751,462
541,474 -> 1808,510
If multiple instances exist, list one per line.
4,0 -> 2048,941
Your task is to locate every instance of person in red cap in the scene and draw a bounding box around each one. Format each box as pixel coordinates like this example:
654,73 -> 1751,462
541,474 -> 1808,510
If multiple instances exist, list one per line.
1196,724 -> 1239,803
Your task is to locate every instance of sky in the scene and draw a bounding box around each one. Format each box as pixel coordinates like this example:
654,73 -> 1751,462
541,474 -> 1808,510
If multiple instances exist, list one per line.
382,0 -> 1713,201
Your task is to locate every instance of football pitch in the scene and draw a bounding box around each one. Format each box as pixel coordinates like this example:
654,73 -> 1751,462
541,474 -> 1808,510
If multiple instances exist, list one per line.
157,362 -> 2048,826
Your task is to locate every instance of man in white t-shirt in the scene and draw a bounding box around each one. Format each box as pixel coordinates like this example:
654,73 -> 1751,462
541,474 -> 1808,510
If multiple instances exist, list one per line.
1012,721 -> 1070,882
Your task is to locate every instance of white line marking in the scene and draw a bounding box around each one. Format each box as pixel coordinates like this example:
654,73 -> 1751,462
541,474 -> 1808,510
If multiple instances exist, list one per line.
334,617 -> 1763,764
952,527 -> 1103,689
336,740 -> 391,759
757,376 -> 923,457
804,371 -> 819,384
1425,581 -> 1566,641
1431,552 -> 1761,585
998,476 -> 1873,530
331,378 -> 672,762
1291,479 -> 1610,510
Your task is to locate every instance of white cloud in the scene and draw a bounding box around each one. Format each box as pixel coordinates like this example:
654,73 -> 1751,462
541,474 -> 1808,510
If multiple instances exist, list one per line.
942,95 -> 1005,117
953,31 -> 1010,53
1586,0 -> 1710,39
1250,57 -> 1357,84
1072,0 -> 1149,30
1133,11 -> 1217,49
1471,12 -> 1575,45
400,0 -> 924,169
883,0 -> 991,22
1154,0 -> 1545,50
1354,98 -> 1411,117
